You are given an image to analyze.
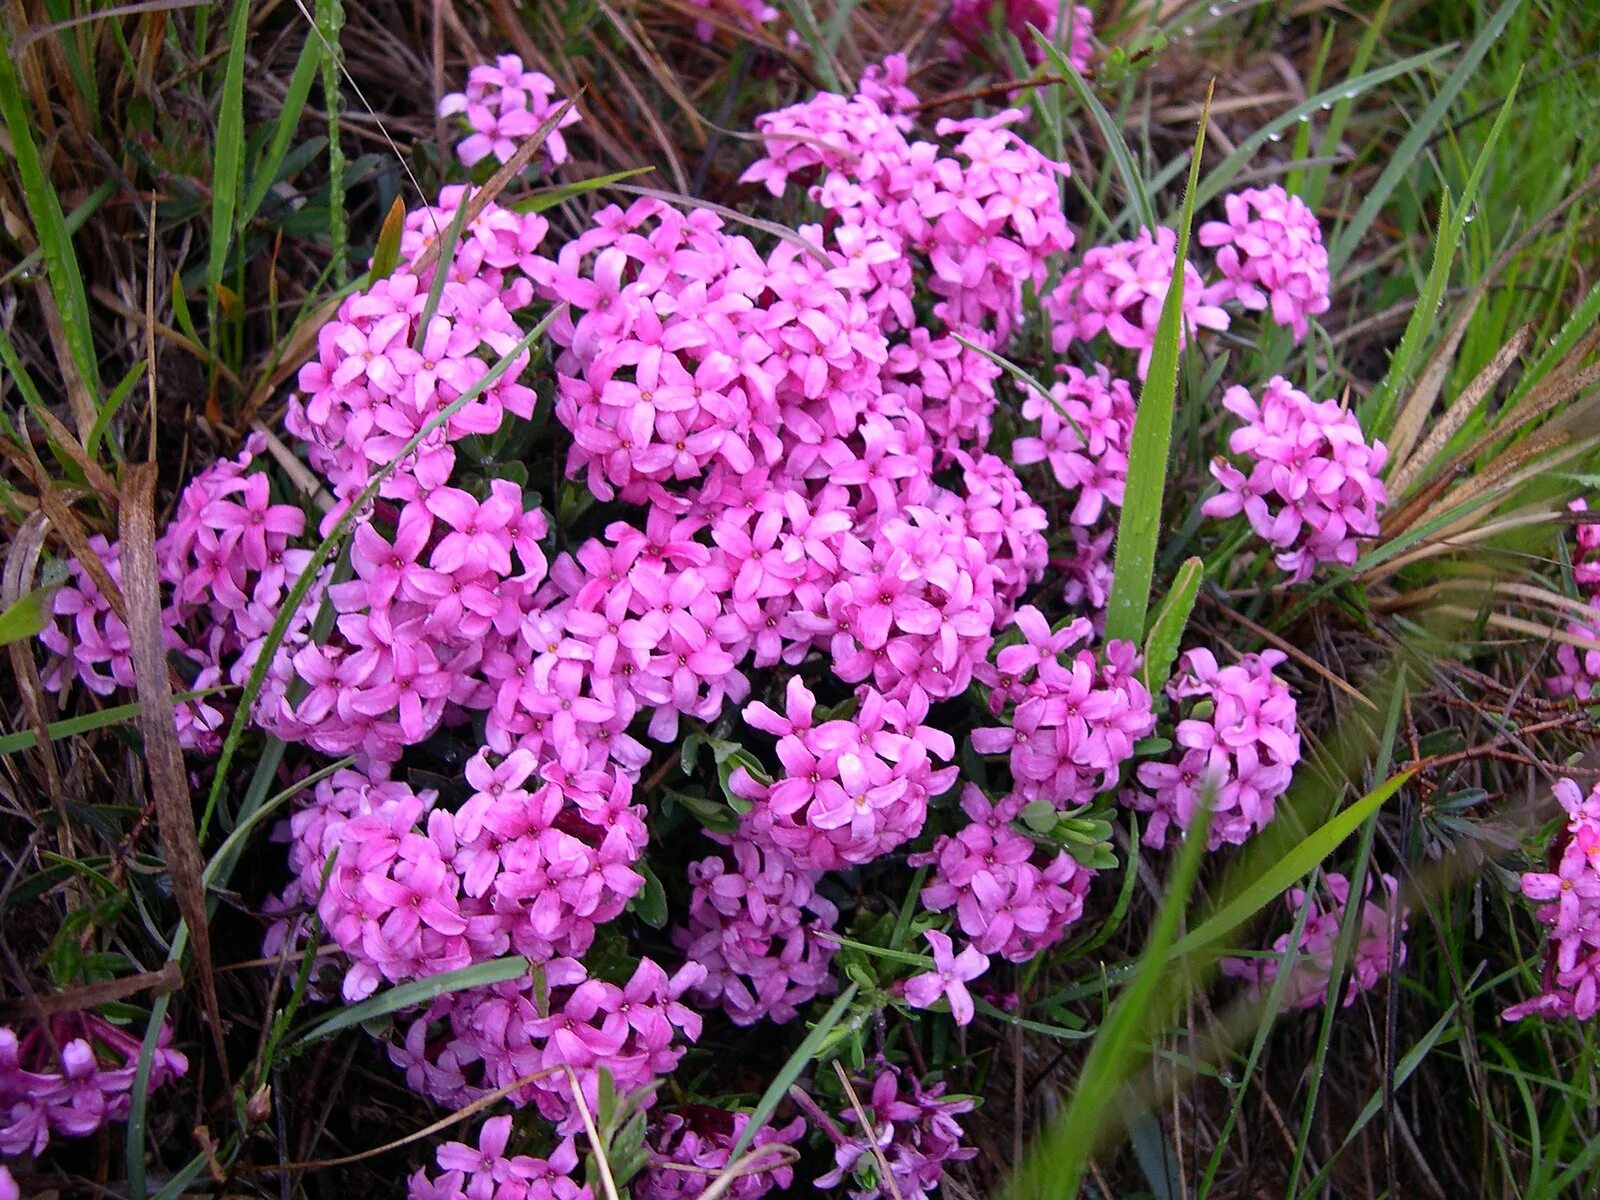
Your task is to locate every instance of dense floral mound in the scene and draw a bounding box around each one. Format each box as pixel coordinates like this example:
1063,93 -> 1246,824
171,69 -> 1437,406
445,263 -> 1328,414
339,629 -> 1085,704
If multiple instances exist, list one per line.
23,7 -> 1501,1197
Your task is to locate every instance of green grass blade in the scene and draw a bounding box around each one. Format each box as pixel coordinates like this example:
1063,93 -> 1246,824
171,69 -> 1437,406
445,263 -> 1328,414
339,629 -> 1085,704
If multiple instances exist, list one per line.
1003,798 -> 1214,1199
515,166 -> 657,214
1030,27 -> 1156,233
1103,97 -> 1209,646
1166,769 -> 1413,962
207,0 -> 251,305
0,23 -> 102,393
1140,556 -> 1203,693
1194,47 -> 1449,212
242,27 -> 322,223
290,956 -> 531,1049
1328,0 -> 1525,276
726,982 -> 859,1164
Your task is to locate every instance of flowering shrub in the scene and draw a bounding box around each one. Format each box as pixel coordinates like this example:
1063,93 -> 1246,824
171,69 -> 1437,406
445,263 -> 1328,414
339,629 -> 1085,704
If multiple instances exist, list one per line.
17,8 -> 1594,1198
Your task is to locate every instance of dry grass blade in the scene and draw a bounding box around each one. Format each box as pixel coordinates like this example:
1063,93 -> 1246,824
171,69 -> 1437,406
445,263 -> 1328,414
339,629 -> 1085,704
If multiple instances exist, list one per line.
833,1060 -> 906,1200
409,91 -> 584,277
1388,325 -> 1531,497
244,1065 -> 563,1172
1203,593 -> 1377,711
119,461 -> 230,1084
591,0 -> 708,148
0,962 -> 181,1018
565,1065 -> 622,1200
694,1145 -> 802,1200
1432,605 -> 1600,654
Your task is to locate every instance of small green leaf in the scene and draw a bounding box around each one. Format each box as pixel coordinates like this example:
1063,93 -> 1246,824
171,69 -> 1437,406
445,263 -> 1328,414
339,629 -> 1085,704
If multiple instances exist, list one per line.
1141,556 -> 1204,693
291,956 -> 529,1048
0,584 -> 58,646
630,862 -> 668,929
727,983 -> 859,1164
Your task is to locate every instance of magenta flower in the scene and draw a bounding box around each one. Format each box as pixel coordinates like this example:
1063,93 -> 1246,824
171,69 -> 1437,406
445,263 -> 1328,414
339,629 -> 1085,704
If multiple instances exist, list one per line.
903,930 -> 990,1025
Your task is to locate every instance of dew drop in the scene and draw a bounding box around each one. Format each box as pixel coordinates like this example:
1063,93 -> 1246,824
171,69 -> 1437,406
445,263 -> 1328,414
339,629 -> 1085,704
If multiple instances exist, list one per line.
1207,2 -> 1222,14
1320,100 -> 1334,111
1267,131 -> 1283,143
1298,113 -> 1311,123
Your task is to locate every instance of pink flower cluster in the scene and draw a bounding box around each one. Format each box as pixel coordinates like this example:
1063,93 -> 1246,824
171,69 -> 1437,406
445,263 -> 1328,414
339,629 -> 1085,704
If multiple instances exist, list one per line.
440,55 -> 580,169
912,786 -> 1093,963
389,956 -> 705,1132
731,677 -> 957,870
1134,648 -> 1299,849
1199,185 -> 1332,342
41,435 -> 308,754
972,607 -> 1156,812
675,832 -> 839,1025
1572,499 -> 1600,597
408,1117 -> 591,1200
1549,502 -> 1600,705
683,0 -> 779,41
637,1108 -> 803,1200
287,189 -> 543,507
1505,779 -> 1600,1022
1013,363 -> 1136,528
1,1012 -> 187,1157
803,1065 -> 976,1200
1201,377 -> 1389,582
946,0 -> 1093,69
275,764 -> 646,1000
1045,225 -> 1229,378
743,61 -> 1073,371
1223,872 -> 1408,1010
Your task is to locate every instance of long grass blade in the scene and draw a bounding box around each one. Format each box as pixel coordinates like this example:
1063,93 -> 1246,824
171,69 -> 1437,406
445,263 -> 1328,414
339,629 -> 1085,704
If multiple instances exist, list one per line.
1103,88 -> 1211,645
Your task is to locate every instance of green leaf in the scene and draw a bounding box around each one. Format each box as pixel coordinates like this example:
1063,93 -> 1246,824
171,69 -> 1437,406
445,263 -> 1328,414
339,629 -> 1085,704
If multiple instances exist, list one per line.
1103,99 -> 1210,645
1165,770 -> 1413,962
0,584 -> 58,646
514,166 -> 657,213
727,983 -> 859,1164
242,28 -> 322,222
1140,555 -> 1203,693
630,861 -> 668,929
207,0 -> 252,303
0,21 -> 101,393
290,956 -> 530,1049
369,195 -> 406,281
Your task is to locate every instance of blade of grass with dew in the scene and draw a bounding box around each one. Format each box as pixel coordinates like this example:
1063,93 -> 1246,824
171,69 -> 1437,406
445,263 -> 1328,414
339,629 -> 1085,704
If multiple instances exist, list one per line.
726,983 -> 859,1164
1140,556 -> 1203,693
290,956 -> 531,1049
1193,48 -> 1451,213
1166,769 -> 1414,962
1368,77 -> 1521,435
1003,798 -> 1214,1199
1030,27 -> 1155,233
207,0 -> 251,345
1328,0 -> 1525,277
1102,89 -> 1211,647
0,22 -> 102,396
952,333 -> 1085,442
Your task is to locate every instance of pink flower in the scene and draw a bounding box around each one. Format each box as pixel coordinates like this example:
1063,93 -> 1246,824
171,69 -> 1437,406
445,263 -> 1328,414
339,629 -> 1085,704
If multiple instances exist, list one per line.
1201,378 -> 1388,582
439,54 -> 581,169
1046,226 -> 1229,377
1199,185 -> 1331,342
903,930 -> 990,1025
